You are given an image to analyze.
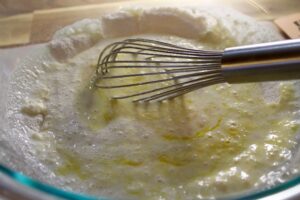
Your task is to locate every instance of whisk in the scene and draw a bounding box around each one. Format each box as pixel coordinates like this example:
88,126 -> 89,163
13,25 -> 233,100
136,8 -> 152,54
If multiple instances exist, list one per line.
93,38 -> 300,102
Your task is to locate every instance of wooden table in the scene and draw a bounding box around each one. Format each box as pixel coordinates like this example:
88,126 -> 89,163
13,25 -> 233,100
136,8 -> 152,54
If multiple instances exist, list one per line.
0,0 -> 299,48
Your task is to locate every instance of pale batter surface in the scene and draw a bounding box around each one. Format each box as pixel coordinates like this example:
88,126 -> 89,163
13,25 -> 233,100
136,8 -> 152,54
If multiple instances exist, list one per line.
3,6 -> 300,200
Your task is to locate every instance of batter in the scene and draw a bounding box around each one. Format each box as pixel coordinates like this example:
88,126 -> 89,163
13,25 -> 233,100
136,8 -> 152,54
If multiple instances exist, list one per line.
4,6 -> 300,200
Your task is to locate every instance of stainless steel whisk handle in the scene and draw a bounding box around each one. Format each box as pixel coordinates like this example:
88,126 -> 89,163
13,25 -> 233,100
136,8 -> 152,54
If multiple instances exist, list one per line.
221,39 -> 300,83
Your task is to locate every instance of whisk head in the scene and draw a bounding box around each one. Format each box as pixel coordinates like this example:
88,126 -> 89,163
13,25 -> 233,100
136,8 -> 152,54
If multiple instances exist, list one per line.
93,38 -> 225,102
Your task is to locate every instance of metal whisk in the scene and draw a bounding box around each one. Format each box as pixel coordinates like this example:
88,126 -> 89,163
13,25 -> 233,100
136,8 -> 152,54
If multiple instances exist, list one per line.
93,38 -> 300,102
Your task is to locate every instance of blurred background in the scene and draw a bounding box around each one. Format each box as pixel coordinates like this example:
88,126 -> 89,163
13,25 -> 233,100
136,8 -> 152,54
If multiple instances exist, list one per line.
0,0 -> 299,47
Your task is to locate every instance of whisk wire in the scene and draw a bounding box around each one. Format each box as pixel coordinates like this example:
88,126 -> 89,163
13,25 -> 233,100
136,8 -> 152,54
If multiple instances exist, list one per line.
97,39 -> 221,73
94,38 -> 224,102
113,74 -> 224,101
135,77 -> 225,102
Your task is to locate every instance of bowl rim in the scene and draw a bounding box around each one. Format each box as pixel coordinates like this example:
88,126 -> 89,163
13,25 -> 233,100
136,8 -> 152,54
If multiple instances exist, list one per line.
1,163 -> 300,200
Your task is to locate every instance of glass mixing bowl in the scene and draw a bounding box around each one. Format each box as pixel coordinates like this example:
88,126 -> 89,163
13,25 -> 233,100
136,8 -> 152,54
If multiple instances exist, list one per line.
1,0 -> 300,199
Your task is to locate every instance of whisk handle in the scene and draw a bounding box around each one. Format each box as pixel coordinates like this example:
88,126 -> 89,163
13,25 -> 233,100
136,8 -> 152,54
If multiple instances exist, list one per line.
221,39 -> 300,83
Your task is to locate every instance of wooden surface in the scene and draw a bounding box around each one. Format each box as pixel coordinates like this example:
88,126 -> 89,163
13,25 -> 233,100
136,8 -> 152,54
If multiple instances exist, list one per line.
0,0 -> 299,48
0,0 -> 136,17
0,13 -> 33,47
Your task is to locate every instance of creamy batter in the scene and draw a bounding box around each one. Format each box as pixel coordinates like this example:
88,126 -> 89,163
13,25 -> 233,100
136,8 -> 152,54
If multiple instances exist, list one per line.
4,6 -> 300,200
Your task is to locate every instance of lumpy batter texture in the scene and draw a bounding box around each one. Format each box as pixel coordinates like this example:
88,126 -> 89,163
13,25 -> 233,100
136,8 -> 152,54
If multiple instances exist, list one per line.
5,6 -> 300,200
